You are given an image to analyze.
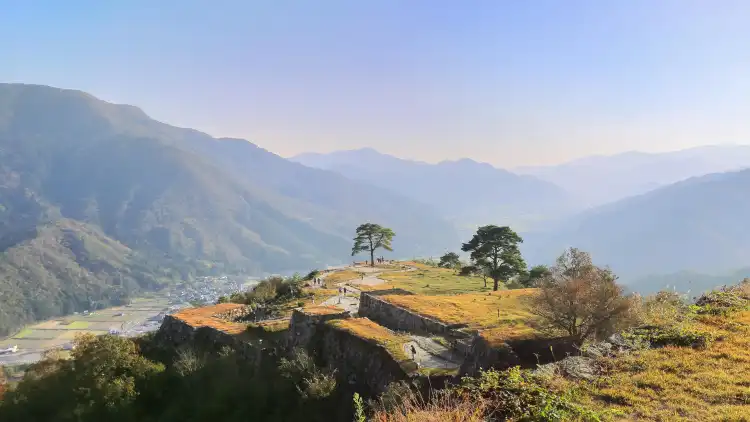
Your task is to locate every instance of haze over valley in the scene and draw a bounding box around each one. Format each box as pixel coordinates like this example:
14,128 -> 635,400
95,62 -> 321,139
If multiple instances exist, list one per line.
5,3 -> 750,421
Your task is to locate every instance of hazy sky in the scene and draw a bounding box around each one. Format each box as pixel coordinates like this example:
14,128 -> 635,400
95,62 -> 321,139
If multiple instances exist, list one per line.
3,1 -> 750,167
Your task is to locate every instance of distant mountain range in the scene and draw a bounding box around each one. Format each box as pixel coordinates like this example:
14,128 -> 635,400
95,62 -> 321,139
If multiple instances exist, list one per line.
514,145 -> 750,207
3,82 -> 750,334
627,267 -> 750,296
292,148 -> 576,234
295,147 -> 750,294
521,168 -> 750,283
0,83 -> 459,335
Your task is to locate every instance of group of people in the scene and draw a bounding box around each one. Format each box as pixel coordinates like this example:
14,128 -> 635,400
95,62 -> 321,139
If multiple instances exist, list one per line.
311,277 -> 324,286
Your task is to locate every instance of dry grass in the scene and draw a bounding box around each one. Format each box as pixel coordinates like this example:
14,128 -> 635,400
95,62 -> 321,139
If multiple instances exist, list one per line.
372,389 -> 488,422
378,266 -> 490,295
323,270 -> 363,286
172,303 -> 248,335
326,318 -> 411,363
380,290 -> 541,344
248,318 -> 289,333
561,310 -> 750,421
302,305 -> 345,316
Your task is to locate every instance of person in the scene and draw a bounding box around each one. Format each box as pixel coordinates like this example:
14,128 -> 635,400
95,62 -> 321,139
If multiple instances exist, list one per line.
360,272 -> 365,281
410,345 -> 417,360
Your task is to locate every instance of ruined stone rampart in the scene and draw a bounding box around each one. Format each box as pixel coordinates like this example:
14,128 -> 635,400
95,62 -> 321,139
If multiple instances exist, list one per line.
319,322 -> 411,396
287,307 -> 351,350
359,292 -> 470,337
155,304 -> 264,362
459,334 -> 579,376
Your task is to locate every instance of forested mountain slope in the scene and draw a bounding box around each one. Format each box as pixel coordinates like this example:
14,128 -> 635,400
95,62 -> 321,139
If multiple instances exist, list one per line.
0,83 -> 459,335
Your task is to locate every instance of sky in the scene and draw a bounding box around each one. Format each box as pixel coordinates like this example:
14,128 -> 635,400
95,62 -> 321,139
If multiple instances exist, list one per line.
2,0 -> 750,167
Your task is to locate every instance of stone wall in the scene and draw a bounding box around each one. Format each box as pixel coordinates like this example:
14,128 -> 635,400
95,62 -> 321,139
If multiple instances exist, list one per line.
459,334 -> 578,376
213,306 -> 253,321
155,314 -> 265,363
286,308 -> 413,395
359,292 -> 470,337
287,308 -> 351,350
319,323 -> 411,396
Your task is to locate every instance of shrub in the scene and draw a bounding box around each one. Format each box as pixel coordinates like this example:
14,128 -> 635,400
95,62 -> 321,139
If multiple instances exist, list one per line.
279,348 -> 337,400
455,367 -> 601,421
231,275 -> 307,306
173,348 -> 204,376
624,325 -> 715,349
372,367 -> 602,421
530,248 -> 639,343
693,280 -> 750,316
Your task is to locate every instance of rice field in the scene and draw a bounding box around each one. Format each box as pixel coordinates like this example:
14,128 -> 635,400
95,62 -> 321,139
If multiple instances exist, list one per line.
0,298 -> 171,351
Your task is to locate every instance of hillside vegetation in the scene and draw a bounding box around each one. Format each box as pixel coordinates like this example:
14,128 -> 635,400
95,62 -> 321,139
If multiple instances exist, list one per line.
2,253 -> 750,421
0,83 -> 459,335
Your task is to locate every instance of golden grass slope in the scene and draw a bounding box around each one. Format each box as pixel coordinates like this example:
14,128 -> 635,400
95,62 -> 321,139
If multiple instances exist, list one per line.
379,289 -> 541,344
377,266 -> 490,295
326,317 -> 412,365
562,310 -> 750,421
171,303 -> 248,335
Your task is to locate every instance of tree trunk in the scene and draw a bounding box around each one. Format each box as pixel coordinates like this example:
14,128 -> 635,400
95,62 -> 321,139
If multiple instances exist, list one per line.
492,277 -> 499,291
370,249 -> 375,267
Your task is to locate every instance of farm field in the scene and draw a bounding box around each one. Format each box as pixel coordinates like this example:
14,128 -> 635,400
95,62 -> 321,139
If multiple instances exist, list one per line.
0,298 -> 172,363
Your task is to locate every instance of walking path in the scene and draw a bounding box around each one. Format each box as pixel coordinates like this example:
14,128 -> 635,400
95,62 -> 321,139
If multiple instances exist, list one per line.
404,334 -> 462,370
317,263 -> 464,371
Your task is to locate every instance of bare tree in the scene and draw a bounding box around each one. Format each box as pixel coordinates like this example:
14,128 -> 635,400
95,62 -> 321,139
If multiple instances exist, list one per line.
530,248 -> 638,343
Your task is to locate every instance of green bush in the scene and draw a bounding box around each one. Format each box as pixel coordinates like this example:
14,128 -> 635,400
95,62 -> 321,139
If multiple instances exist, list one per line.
692,282 -> 750,316
624,325 -> 715,349
454,367 -> 604,421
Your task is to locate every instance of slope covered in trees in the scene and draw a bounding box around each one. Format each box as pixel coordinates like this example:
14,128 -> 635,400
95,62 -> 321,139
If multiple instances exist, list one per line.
0,83 -> 459,335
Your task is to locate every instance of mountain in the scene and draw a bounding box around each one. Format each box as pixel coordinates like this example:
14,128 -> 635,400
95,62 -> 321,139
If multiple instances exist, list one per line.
521,168 -> 750,283
0,83 -> 459,335
291,149 -> 575,235
515,145 -> 750,207
626,267 -> 750,296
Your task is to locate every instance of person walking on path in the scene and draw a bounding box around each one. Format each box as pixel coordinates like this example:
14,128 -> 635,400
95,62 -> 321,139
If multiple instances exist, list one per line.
410,345 -> 417,361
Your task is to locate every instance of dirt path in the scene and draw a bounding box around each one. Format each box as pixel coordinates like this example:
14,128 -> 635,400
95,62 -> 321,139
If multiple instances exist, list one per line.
404,335 -> 463,370
318,264 -> 413,312
319,264 -> 463,371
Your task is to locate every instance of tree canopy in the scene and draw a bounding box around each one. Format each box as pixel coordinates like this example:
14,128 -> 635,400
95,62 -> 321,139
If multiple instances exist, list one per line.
351,223 -> 395,267
530,248 -> 638,343
519,264 -> 551,287
438,252 -> 461,270
461,225 -> 526,291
